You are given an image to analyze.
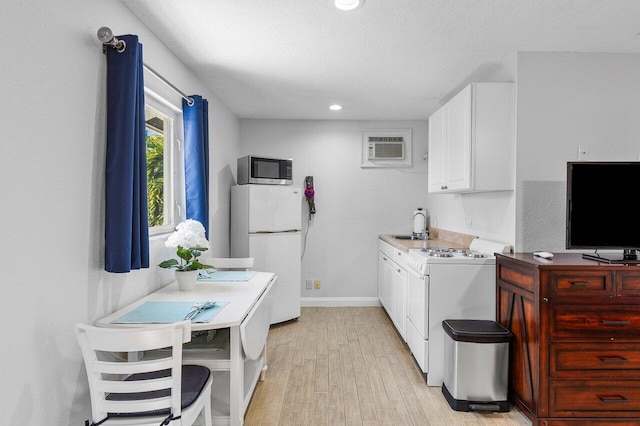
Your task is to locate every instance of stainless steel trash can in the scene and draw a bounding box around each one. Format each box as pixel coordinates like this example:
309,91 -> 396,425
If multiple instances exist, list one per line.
442,319 -> 512,412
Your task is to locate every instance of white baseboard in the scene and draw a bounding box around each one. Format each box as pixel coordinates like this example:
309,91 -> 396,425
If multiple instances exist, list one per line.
300,297 -> 381,307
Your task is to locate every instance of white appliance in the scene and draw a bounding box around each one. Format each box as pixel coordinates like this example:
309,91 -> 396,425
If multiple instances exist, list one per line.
231,184 -> 302,324
405,238 -> 510,387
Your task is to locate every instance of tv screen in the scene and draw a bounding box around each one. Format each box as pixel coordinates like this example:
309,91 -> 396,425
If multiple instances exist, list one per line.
566,161 -> 640,263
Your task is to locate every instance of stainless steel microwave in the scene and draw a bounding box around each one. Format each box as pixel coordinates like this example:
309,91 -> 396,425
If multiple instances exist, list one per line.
237,155 -> 293,185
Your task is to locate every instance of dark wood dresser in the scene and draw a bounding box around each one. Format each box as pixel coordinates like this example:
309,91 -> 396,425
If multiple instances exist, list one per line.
496,253 -> 640,425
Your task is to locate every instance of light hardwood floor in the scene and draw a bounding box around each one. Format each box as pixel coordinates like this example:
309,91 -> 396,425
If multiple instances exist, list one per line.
244,306 -> 531,426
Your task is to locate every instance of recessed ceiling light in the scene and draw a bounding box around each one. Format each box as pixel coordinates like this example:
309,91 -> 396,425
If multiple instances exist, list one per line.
335,0 -> 364,11
329,104 -> 343,111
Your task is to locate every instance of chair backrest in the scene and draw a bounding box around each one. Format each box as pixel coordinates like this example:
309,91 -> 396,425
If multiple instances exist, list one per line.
75,321 -> 191,423
203,257 -> 254,270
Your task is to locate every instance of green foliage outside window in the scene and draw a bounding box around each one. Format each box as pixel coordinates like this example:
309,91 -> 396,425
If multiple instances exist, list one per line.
146,133 -> 164,227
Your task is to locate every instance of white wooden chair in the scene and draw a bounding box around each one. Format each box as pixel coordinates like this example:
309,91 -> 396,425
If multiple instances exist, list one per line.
75,320 -> 212,426
203,257 -> 254,271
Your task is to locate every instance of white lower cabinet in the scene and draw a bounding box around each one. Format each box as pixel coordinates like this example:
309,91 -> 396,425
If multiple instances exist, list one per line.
392,265 -> 407,339
378,239 -> 407,341
378,251 -> 393,312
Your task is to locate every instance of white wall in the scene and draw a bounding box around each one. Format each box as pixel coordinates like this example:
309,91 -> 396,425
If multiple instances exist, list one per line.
239,120 -> 428,301
0,1 -> 239,424
515,52 -> 640,252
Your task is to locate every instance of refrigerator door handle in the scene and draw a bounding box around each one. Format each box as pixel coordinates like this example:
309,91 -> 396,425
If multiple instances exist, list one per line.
253,230 -> 300,234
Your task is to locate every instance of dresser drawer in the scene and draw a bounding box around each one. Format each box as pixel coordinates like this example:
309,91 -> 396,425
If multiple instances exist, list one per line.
550,305 -> 640,336
539,419 -> 640,425
617,271 -> 640,298
551,343 -> 640,379
550,380 -> 640,415
546,270 -> 613,297
497,261 -> 536,293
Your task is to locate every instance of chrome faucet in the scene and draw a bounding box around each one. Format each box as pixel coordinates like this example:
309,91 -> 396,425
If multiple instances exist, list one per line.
412,208 -> 427,240
411,229 -> 429,240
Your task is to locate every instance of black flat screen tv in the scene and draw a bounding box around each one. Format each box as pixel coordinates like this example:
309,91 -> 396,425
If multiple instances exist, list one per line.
566,161 -> 640,263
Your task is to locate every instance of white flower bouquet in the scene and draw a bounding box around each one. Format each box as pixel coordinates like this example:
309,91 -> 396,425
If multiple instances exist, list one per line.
159,219 -> 213,271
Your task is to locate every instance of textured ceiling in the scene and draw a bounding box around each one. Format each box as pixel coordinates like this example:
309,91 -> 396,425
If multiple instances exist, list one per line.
122,0 -> 640,120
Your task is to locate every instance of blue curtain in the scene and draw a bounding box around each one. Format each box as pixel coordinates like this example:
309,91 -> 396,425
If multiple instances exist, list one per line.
183,95 -> 210,239
104,35 -> 150,273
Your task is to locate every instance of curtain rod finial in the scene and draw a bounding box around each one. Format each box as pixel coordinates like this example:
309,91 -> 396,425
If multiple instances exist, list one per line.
97,27 -> 113,43
97,27 -> 126,52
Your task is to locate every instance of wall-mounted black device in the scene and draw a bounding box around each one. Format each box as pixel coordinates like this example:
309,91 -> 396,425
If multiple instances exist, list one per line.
305,176 -> 316,214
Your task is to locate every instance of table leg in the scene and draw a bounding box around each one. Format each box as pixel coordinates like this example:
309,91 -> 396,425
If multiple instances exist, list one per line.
260,341 -> 267,381
229,326 -> 244,426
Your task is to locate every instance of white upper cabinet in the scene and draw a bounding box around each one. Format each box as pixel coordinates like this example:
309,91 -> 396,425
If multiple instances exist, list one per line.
427,107 -> 447,192
427,83 -> 515,193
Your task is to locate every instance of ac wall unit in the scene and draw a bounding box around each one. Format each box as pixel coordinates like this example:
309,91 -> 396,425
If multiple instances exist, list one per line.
361,129 -> 412,168
367,138 -> 404,160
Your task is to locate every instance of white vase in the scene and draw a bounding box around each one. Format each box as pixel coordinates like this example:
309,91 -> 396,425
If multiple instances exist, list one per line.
176,270 -> 199,291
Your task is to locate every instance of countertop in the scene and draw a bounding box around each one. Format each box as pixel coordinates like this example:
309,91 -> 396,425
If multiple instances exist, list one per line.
496,252 -> 640,268
380,228 -> 476,253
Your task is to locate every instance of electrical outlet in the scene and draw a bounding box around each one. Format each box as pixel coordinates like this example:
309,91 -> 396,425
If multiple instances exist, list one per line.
306,279 -> 313,290
314,280 -> 321,290
465,215 -> 472,228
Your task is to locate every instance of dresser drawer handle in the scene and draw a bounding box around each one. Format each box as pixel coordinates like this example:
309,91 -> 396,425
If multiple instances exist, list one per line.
597,394 -> 628,403
600,320 -> 630,326
569,281 -> 591,287
598,355 -> 629,363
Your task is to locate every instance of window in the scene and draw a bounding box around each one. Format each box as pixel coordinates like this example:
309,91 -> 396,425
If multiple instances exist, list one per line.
144,91 -> 184,236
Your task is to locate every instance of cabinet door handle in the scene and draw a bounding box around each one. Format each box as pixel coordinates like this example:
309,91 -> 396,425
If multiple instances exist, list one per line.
441,185 -> 448,190
600,320 -> 630,326
569,281 -> 591,287
598,355 -> 629,363
597,394 -> 628,403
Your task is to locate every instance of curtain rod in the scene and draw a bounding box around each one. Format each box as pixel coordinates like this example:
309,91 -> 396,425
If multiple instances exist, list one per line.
97,27 -> 195,106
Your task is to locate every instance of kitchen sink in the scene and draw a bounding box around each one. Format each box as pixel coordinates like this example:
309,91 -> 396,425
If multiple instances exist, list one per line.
392,234 -> 433,241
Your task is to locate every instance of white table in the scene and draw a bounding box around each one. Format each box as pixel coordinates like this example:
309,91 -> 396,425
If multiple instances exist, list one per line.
97,271 -> 277,426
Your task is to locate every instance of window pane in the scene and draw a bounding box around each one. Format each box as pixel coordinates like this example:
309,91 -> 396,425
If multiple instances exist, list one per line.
144,90 -> 183,236
145,106 -> 169,228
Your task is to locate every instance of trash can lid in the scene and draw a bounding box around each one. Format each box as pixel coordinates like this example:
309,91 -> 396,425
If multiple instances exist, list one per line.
442,319 -> 513,343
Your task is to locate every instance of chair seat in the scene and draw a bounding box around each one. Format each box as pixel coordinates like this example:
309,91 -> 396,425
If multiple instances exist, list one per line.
107,365 -> 211,418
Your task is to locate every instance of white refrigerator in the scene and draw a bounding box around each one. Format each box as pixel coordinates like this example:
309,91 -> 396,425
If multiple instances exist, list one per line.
230,184 -> 302,324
